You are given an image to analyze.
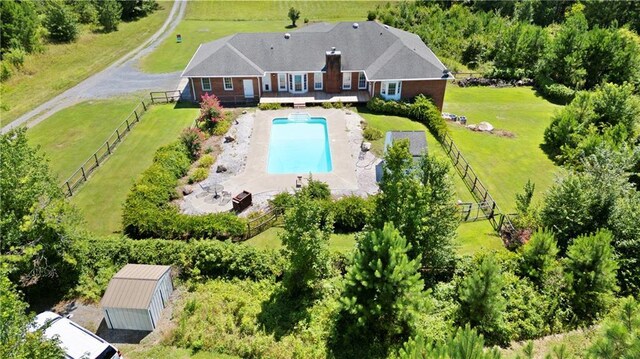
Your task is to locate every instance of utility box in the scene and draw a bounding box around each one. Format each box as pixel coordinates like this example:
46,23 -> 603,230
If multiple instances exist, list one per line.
176,34 -> 182,43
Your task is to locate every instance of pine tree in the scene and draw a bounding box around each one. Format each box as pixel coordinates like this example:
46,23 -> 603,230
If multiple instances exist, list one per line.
457,254 -> 506,345
338,223 -> 424,355
519,229 -> 560,288
565,229 -> 619,323
589,296 -> 640,358
399,325 -> 501,359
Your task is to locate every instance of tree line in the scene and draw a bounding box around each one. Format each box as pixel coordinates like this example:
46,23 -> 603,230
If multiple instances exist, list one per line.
0,0 -> 159,81
371,1 -> 640,103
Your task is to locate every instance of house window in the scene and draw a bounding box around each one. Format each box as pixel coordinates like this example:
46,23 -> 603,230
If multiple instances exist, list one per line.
358,72 -> 367,89
387,82 -> 397,96
223,77 -> 233,91
381,81 -> 401,100
278,73 -> 287,90
201,78 -> 212,92
314,73 -> 323,90
342,72 -> 351,90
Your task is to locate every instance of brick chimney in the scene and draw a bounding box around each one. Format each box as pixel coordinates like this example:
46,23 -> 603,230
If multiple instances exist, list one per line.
325,47 -> 342,93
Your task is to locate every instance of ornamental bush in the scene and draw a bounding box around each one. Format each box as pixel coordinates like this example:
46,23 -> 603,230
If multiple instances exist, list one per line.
332,195 -> 373,233
363,126 -> 383,141
122,140 -> 246,240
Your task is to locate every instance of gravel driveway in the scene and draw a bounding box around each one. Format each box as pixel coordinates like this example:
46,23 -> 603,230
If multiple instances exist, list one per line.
1,0 -> 188,133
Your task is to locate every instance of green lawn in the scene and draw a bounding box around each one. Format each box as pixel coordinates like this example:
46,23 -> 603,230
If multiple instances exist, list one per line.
443,86 -> 562,213
0,2 -> 173,125
140,1 -> 391,73
28,98 -> 142,182
245,227 -> 357,253
71,104 -> 198,235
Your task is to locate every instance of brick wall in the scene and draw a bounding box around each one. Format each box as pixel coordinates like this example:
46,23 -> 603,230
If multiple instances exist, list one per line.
192,77 -> 259,103
401,79 -> 447,111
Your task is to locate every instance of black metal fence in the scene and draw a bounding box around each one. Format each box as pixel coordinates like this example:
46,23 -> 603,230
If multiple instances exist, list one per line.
441,133 -> 516,236
62,90 -> 182,197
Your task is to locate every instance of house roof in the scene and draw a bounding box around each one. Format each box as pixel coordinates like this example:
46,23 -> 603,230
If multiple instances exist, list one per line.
182,22 -> 452,81
385,131 -> 428,157
101,264 -> 171,310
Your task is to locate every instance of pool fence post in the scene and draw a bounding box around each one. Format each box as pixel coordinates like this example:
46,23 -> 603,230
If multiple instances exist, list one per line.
66,182 -> 72,197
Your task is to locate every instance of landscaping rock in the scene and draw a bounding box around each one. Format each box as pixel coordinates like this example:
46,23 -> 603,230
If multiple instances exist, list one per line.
477,122 -> 494,132
182,185 -> 193,195
216,165 -> 228,173
224,136 -> 235,143
361,142 -> 371,151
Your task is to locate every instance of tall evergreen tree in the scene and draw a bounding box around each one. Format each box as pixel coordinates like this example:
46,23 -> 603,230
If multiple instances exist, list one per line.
589,296 -> 640,358
399,325 -> 501,359
518,230 -> 560,288
457,254 -> 506,345
565,230 -> 619,323
335,223 -> 424,357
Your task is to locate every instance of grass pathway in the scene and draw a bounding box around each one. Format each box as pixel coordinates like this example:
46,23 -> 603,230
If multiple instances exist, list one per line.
71,104 -> 198,235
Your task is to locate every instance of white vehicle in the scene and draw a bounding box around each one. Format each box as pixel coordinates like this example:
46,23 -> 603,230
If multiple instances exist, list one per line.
31,311 -> 123,359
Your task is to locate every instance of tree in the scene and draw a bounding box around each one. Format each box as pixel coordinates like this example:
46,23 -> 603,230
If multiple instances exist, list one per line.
336,223 -> 425,357
372,140 -> 458,286
98,0 -> 122,33
457,254 -> 506,345
399,325 -> 501,359
518,230 -> 560,288
565,230 -> 618,324
288,7 -> 300,27
0,271 -> 65,358
608,191 -> 640,295
43,1 -> 79,43
0,0 -> 41,55
280,192 -> 333,294
118,0 -> 158,21
589,296 -> 640,358
197,93 -> 224,133
0,129 -> 80,293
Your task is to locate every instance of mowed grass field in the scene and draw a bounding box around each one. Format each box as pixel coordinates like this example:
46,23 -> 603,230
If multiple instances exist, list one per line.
140,0 -> 392,73
0,2 -> 173,125
443,86 -> 562,213
28,98 -> 142,182
71,104 -> 198,235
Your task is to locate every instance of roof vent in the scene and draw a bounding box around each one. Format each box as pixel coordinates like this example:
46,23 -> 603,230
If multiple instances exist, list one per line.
353,22 -> 359,29
331,46 -> 336,53
384,25 -> 389,29
284,33 -> 291,39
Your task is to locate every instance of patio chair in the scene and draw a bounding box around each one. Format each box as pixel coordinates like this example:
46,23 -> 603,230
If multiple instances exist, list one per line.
196,183 -> 212,198
219,191 -> 232,206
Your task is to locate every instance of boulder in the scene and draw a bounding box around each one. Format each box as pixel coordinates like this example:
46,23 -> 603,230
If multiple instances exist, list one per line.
477,122 -> 494,132
361,142 -> 371,151
216,165 -> 227,173
224,136 -> 235,143
182,185 -> 194,195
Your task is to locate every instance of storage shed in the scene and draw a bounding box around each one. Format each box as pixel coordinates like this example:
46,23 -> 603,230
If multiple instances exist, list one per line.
101,264 -> 173,331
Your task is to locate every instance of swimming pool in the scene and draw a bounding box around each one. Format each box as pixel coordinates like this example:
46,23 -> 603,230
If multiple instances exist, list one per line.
267,114 -> 333,174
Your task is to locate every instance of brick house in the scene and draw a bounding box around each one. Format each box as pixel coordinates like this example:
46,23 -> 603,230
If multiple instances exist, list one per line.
181,22 -> 453,110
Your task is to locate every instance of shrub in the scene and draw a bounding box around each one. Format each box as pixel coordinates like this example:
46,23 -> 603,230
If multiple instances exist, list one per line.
43,1 -> 79,43
258,103 -> 282,110
73,1 -> 98,24
211,117 -> 232,136
304,18 -> 309,24
198,93 -> 224,134
5,48 -> 25,69
198,154 -> 215,168
180,127 -> 205,161
188,168 -> 208,184
538,82 -> 576,105
322,102 -> 334,109
122,140 -> 246,240
366,95 -> 448,141
268,191 -> 295,213
363,126 -> 383,141
332,195 -> 373,232
300,175 -> 331,200
367,10 -> 377,21
1,61 -> 12,81
98,0 -> 122,32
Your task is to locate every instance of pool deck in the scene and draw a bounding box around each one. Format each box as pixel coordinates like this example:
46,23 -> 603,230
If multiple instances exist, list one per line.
182,108 -> 379,214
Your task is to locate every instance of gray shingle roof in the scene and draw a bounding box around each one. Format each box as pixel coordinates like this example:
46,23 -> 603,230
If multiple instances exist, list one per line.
385,131 -> 428,157
182,22 -> 451,80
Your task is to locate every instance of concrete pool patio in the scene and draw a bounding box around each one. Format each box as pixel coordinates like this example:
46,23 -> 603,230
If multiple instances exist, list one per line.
181,108 -> 380,214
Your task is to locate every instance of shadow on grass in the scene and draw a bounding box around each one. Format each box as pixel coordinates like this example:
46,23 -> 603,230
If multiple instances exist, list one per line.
173,100 -> 199,110
257,284 -> 313,340
285,24 -> 297,29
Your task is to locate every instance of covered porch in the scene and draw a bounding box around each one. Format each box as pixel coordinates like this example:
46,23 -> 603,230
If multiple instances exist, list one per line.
260,90 -> 371,105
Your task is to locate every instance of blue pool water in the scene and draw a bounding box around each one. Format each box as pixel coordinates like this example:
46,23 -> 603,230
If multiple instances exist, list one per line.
267,115 -> 333,174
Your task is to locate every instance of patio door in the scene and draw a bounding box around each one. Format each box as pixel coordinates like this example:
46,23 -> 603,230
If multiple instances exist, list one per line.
288,73 -> 307,93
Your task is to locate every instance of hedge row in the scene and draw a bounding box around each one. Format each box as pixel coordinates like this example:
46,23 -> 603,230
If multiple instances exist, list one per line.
366,94 -> 448,141
83,237 -> 286,281
122,141 -> 246,240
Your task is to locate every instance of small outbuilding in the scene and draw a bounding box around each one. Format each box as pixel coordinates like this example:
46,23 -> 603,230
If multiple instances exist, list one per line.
377,131 -> 428,182
101,264 -> 173,331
